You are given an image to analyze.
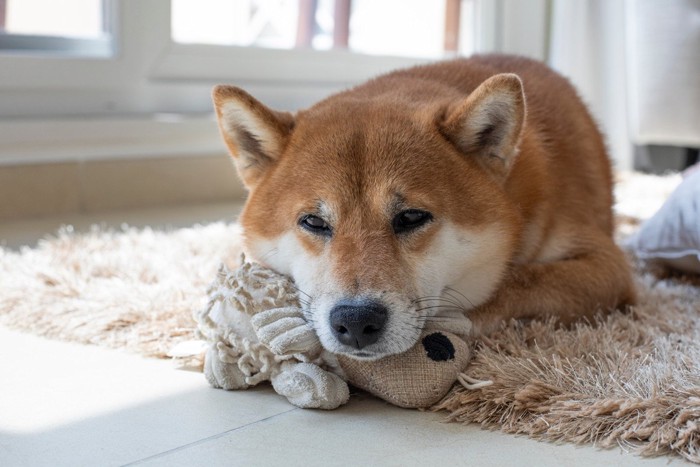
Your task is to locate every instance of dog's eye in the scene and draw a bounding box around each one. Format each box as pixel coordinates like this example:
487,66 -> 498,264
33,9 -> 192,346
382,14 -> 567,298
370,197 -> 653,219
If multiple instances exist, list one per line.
393,209 -> 433,234
299,214 -> 332,236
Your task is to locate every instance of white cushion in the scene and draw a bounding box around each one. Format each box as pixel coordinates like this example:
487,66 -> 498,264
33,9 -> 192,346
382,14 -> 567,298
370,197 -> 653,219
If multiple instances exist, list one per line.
629,170 -> 700,274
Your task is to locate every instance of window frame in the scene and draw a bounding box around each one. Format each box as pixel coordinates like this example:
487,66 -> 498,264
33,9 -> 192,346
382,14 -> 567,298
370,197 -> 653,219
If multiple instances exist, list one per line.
0,0 -> 548,165
0,0 -> 115,57
0,33 -> 112,56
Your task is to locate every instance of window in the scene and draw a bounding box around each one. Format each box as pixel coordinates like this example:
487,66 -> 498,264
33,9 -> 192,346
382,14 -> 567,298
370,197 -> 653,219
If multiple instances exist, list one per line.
0,0 -> 488,121
171,0 -> 476,58
172,0 -> 302,50
0,0 -> 113,56
0,0 -> 549,165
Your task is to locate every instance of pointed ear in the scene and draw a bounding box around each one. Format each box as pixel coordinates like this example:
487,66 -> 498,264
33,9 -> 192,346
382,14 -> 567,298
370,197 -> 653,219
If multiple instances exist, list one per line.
440,73 -> 526,178
212,85 -> 295,188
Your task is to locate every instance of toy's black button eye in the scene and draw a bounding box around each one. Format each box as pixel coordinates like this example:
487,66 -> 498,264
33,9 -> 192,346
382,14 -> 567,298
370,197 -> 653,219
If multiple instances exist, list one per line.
393,209 -> 433,234
422,332 -> 455,361
300,215 -> 332,236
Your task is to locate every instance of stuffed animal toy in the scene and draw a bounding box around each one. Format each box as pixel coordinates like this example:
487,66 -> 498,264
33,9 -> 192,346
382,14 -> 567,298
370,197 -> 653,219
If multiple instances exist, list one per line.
195,256 -> 490,410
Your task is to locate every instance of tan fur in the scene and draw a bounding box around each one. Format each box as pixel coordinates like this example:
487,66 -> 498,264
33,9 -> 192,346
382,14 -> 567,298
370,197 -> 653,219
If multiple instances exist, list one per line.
213,54 -> 635,354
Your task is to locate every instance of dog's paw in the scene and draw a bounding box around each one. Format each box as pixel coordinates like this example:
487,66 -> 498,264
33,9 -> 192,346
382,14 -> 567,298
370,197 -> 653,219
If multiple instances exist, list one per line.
251,307 -> 322,356
270,362 -> 349,410
203,344 -> 250,390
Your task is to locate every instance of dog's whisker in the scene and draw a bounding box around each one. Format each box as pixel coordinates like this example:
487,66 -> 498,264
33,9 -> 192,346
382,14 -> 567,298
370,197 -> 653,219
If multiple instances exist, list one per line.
422,317 -> 464,324
444,286 -> 475,308
414,305 -> 465,314
258,247 -> 279,263
412,297 -> 462,308
415,313 -> 463,321
442,289 -> 465,308
415,303 -> 462,310
412,295 -> 458,301
290,284 -> 313,300
412,296 -> 460,304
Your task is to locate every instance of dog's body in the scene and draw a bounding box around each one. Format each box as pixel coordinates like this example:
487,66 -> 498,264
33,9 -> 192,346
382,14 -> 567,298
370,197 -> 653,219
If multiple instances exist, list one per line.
213,54 -> 635,361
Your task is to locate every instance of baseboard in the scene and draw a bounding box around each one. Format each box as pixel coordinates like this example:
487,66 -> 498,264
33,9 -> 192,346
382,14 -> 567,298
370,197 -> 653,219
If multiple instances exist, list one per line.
0,154 -> 247,221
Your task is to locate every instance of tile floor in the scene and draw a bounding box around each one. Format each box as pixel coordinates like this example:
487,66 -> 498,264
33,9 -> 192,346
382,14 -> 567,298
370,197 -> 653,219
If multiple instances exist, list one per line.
0,203 -> 690,466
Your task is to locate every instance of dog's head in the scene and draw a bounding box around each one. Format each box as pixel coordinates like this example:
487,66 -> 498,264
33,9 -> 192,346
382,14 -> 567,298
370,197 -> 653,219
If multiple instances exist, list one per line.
213,73 -> 525,360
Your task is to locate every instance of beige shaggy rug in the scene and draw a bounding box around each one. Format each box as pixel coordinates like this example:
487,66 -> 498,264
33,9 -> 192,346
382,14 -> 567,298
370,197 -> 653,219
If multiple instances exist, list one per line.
1,173 -> 699,463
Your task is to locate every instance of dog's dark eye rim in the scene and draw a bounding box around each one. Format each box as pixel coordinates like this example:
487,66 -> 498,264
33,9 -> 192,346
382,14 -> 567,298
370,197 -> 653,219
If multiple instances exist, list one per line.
393,209 -> 433,234
299,214 -> 332,236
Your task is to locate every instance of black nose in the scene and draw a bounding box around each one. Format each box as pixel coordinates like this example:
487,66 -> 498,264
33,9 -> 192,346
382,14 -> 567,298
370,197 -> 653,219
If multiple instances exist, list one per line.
329,300 -> 388,349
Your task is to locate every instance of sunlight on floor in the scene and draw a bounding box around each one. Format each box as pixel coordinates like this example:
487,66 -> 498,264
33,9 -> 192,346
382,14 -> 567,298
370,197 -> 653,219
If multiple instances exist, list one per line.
0,328 -> 203,433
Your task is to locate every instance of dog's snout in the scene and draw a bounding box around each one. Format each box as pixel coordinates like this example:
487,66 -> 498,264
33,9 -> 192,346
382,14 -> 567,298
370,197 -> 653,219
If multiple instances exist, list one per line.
329,300 -> 388,349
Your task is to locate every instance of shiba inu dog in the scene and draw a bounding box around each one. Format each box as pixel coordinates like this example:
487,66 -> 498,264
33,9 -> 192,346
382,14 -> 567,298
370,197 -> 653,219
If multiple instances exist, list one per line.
213,54 -> 635,361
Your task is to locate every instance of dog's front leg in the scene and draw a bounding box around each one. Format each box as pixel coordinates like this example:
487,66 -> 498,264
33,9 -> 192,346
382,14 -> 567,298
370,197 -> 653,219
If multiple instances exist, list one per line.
468,232 -> 636,335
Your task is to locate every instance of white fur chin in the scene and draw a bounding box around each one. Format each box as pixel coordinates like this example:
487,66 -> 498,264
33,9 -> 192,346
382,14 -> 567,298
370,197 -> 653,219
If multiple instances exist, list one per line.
414,222 -> 511,311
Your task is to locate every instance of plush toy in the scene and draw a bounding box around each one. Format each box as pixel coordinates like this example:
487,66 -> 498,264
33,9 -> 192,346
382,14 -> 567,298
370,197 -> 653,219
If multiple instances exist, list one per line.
195,256 -> 489,410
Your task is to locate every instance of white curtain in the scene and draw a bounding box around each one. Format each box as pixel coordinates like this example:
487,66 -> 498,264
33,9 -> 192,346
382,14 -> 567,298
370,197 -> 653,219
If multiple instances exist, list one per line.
625,0 -> 700,148
547,0 -> 700,171
548,0 -> 632,170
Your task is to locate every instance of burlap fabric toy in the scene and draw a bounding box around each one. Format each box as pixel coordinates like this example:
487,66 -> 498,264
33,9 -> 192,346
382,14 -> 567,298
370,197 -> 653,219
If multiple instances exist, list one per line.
195,256 -> 488,410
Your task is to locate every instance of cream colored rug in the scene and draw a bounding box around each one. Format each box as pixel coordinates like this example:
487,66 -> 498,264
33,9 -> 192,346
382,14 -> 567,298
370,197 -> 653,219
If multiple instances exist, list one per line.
0,223 -> 243,358
1,173 -> 698,462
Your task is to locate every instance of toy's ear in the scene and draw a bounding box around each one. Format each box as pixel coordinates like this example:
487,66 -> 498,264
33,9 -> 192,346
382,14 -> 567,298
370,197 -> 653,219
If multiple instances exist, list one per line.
440,73 -> 526,179
213,85 -> 295,189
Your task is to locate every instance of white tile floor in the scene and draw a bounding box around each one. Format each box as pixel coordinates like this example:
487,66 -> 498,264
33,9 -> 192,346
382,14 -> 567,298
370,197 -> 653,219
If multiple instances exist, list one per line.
0,204 -> 690,466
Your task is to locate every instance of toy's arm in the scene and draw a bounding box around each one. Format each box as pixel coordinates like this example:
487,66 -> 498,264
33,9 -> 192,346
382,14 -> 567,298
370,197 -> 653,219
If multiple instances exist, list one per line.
271,361 -> 349,410
250,306 -> 322,356
251,307 -> 349,410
